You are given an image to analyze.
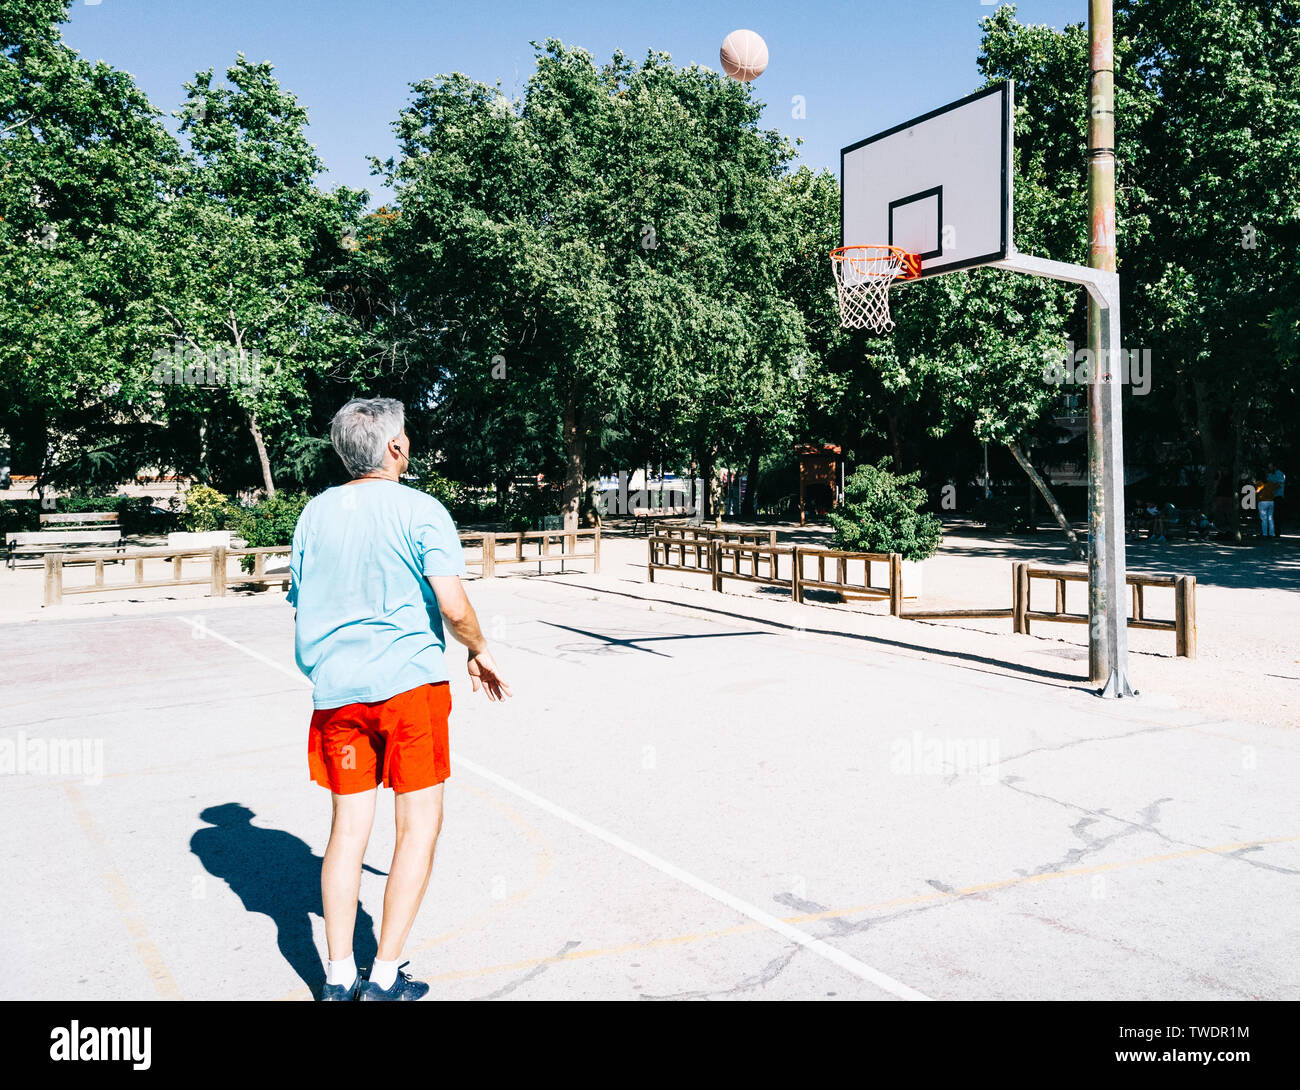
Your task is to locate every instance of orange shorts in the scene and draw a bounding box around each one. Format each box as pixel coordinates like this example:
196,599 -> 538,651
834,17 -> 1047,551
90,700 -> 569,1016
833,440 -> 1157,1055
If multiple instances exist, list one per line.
308,682 -> 451,795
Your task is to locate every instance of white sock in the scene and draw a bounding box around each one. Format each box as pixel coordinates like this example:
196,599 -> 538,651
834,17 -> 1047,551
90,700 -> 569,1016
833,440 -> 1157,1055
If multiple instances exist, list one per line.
370,958 -> 400,990
326,954 -> 356,987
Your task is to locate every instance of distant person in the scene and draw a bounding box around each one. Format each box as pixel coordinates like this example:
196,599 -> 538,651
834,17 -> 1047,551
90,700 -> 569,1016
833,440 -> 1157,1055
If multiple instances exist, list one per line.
290,397 -> 511,1001
1256,470 -> 1278,538
1266,462 -> 1285,532
1161,500 -> 1181,537
1144,498 -> 1166,543
1194,512 -> 1214,542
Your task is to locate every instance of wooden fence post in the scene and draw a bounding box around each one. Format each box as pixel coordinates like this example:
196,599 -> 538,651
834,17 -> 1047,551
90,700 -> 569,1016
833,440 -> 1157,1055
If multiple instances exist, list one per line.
647,535 -> 654,582
593,528 -> 601,574
211,546 -> 227,597
1175,575 -> 1197,658
44,554 -> 63,607
791,546 -> 802,603
1013,562 -> 1028,634
889,553 -> 903,616
483,534 -> 496,578
710,541 -> 722,592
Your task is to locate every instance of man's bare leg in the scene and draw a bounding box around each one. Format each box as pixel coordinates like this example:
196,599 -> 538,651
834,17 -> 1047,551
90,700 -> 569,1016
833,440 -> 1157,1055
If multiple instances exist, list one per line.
322,788 -> 377,962
376,783 -> 444,962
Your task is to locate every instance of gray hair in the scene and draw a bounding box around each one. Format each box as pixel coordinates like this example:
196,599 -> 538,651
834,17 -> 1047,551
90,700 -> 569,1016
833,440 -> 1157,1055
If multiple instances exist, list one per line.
330,397 -> 405,477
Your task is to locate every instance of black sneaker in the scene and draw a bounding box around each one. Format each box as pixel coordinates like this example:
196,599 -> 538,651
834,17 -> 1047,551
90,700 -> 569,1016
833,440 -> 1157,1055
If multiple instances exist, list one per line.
319,974 -> 361,1002
358,962 -> 429,1002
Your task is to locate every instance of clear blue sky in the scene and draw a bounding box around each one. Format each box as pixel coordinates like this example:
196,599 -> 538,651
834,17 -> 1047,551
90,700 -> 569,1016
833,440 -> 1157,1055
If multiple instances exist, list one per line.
62,0 -> 1084,205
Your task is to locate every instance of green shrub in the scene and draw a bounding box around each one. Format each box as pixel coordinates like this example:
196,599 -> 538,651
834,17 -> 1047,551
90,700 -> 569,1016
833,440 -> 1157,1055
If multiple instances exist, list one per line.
827,460 -> 943,562
501,485 -> 556,532
181,485 -> 238,532
0,499 -> 40,534
409,470 -> 462,509
233,492 -> 310,548
230,492 -> 310,574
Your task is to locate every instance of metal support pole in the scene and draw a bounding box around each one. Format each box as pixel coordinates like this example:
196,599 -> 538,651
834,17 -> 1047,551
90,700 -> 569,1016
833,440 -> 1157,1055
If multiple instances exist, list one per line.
1088,0 -> 1133,696
987,0 -> 1134,699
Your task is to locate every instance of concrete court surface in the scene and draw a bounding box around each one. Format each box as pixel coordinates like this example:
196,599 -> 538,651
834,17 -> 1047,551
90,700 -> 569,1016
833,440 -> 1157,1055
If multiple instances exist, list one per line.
1,573 -> 1296,1001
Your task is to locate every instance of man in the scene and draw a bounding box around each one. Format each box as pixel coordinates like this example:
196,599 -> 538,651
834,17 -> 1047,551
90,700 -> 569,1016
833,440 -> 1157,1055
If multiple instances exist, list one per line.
1266,462 -> 1286,535
1256,470 -> 1278,538
288,397 -> 510,1001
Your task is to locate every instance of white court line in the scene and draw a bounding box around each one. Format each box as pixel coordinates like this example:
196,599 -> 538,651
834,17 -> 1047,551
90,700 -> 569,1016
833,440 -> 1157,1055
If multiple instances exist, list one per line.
175,614 -> 932,1001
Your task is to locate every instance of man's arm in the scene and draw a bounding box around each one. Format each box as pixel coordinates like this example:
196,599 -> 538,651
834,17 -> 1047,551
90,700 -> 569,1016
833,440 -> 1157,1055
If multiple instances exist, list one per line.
428,575 -> 512,701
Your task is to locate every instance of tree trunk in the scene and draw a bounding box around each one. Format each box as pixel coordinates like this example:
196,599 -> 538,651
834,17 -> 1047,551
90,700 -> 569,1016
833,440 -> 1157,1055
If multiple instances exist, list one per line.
35,406 -> 52,501
1193,377 -> 1221,513
247,410 -> 275,498
561,398 -> 584,531
742,446 -> 760,518
1006,440 -> 1084,560
1229,401 -> 1245,543
698,448 -> 721,526
886,411 -> 903,467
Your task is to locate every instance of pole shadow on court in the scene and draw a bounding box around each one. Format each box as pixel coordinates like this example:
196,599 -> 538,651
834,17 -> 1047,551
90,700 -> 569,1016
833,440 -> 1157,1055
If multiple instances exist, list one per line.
190,803 -> 384,996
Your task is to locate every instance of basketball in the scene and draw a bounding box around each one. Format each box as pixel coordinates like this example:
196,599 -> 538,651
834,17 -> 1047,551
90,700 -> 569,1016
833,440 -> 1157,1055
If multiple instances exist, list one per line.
719,29 -> 768,82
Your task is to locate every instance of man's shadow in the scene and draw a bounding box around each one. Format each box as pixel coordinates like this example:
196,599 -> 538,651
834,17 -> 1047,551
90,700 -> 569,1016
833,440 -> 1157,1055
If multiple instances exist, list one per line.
190,803 -> 385,997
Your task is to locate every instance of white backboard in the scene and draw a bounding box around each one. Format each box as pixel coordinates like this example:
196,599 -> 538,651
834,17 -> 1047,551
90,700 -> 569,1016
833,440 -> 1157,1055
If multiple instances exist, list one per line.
841,81 -> 1014,277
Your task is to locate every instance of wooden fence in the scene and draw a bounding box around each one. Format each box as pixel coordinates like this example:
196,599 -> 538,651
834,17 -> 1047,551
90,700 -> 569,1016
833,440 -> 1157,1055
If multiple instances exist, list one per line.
459,528 -> 600,577
791,547 -> 904,615
43,545 -> 291,606
43,530 -> 601,605
657,525 -> 778,547
649,536 -> 907,614
1013,563 -> 1196,658
645,540 -> 1197,658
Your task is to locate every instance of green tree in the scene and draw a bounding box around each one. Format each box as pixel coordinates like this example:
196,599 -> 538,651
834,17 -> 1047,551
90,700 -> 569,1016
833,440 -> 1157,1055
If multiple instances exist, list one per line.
974,1 -> 1300,540
0,0 -> 183,488
152,56 -> 373,496
377,42 -> 817,527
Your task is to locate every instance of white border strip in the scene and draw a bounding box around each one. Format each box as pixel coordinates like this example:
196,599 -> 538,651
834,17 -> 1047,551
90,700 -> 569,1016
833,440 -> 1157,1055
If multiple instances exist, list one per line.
176,615 -> 931,1000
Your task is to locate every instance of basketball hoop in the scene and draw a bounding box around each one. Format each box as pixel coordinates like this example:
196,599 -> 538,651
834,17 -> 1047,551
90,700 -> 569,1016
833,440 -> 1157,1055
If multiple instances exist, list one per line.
829,245 -> 920,333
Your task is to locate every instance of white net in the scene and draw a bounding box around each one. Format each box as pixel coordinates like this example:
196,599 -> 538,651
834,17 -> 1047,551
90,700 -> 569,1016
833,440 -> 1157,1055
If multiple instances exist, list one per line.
830,246 -> 909,333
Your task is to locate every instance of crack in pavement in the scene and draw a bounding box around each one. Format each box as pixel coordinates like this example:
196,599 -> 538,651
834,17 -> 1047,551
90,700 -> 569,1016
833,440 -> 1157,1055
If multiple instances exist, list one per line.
1001,776 -> 1296,877
1009,910 -> 1266,1000
996,725 -> 1178,768
772,892 -> 858,937
476,939 -> 582,999
639,946 -> 800,1001
1224,844 -> 1300,875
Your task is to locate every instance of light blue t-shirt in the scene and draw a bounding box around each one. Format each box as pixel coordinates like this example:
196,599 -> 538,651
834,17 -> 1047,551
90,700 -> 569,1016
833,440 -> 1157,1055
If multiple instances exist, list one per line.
288,480 -> 467,709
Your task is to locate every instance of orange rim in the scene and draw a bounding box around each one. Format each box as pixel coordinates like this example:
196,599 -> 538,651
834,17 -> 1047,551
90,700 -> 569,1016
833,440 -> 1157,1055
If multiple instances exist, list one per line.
829,245 -> 921,280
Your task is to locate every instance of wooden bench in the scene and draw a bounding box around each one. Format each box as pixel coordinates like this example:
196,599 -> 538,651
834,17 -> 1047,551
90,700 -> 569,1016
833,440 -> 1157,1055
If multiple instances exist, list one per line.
40,511 -> 121,531
632,506 -> 695,535
7,528 -> 125,569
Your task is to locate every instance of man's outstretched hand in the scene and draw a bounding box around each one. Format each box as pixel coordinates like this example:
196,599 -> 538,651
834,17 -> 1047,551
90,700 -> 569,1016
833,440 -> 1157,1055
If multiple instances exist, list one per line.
467,650 -> 512,702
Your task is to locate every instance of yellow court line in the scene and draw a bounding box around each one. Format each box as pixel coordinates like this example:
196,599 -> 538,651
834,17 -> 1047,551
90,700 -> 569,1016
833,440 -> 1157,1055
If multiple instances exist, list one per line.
414,831 -> 1300,987
64,782 -> 183,1000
